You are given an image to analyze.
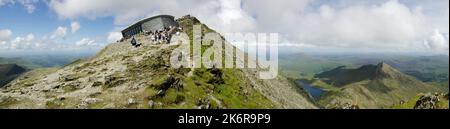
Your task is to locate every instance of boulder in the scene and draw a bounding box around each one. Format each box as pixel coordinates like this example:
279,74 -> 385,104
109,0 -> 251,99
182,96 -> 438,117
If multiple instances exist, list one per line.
66,81 -> 84,90
60,74 -> 79,82
58,96 -> 66,101
414,93 -> 439,109
158,75 -> 183,91
83,98 -> 102,105
196,98 -> 211,109
327,102 -> 359,109
148,100 -> 155,109
91,81 -> 103,87
127,98 -> 138,105
104,74 -> 126,88
156,90 -> 165,97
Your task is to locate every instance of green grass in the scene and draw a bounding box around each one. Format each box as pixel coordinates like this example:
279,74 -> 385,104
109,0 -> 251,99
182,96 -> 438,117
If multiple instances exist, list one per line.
279,53 -> 449,90
88,103 -> 107,109
160,89 -> 182,104
392,94 -> 449,109
46,99 -> 65,109
138,67 -> 274,109
10,68 -> 58,88
0,97 -> 18,109
391,95 -> 421,109
62,84 -> 78,93
429,81 -> 449,91
437,98 -> 449,109
212,69 -> 274,109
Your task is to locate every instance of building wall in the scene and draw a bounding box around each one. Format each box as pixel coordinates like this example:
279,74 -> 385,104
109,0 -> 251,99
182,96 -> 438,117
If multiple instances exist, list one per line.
142,17 -> 165,32
122,25 -> 142,38
122,15 -> 178,38
161,16 -> 178,29
142,17 -> 178,32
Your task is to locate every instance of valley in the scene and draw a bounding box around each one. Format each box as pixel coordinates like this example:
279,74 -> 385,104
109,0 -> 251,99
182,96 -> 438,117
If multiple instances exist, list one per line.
280,53 -> 449,109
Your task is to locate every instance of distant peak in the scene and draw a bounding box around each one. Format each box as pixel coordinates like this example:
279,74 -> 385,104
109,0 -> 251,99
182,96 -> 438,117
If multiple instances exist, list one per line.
374,62 -> 401,79
377,62 -> 390,69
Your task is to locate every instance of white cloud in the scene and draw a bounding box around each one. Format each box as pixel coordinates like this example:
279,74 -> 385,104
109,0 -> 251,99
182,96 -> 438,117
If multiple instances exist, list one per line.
49,0 -> 175,24
0,0 -> 13,6
51,26 -> 67,39
19,0 -> 39,13
26,0 -> 450,54
289,0 -> 428,49
25,33 -> 34,41
0,0 -> 39,13
75,38 -> 97,46
10,33 -> 35,49
0,28 -> 103,52
241,0 -> 447,53
214,0 -> 256,32
242,0 -> 310,31
0,29 -> 12,41
0,29 -> 68,51
107,31 -> 122,43
48,0 -> 256,32
0,41 -> 7,49
74,38 -> 104,50
70,21 -> 81,33
424,29 -> 449,53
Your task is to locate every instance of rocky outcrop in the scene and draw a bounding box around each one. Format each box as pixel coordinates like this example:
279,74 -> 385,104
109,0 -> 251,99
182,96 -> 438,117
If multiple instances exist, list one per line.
414,93 -> 445,109
329,103 -> 360,109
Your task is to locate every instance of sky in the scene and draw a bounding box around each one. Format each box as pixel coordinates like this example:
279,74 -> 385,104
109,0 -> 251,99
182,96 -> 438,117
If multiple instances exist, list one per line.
0,0 -> 448,56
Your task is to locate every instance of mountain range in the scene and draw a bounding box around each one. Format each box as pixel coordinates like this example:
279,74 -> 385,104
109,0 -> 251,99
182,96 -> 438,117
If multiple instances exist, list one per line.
316,62 -> 442,108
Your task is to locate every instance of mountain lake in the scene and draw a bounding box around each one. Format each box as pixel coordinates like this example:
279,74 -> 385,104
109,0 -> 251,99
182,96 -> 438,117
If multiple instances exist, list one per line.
296,80 -> 325,100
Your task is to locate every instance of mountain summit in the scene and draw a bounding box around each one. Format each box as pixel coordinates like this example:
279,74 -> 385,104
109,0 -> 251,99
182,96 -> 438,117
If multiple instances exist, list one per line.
374,62 -> 401,79
317,62 -> 441,108
0,15 -> 316,109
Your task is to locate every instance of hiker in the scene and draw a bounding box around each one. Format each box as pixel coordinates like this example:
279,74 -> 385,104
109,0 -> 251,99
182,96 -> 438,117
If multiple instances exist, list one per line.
151,34 -> 156,42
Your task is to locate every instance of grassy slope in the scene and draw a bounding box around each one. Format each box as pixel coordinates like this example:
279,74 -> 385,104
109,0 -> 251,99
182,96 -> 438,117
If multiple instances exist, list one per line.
279,53 -> 448,86
79,43 -> 274,109
317,63 -> 443,109
123,50 -> 275,109
391,94 -> 449,109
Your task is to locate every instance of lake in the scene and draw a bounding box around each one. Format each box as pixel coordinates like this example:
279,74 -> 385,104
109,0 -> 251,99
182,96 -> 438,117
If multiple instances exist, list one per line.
296,80 -> 325,100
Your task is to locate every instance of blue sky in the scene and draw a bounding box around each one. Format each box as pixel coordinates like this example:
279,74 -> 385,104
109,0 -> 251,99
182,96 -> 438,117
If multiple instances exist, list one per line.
0,0 -> 448,56
0,1 -> 115,54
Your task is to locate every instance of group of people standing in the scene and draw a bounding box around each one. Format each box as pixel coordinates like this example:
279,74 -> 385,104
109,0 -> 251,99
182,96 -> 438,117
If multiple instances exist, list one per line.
147,26 -> 172,43
129,26 -> 183,48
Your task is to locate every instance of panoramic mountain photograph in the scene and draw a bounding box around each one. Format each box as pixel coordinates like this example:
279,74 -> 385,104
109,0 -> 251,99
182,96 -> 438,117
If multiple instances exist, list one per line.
0,0 -> 448,111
